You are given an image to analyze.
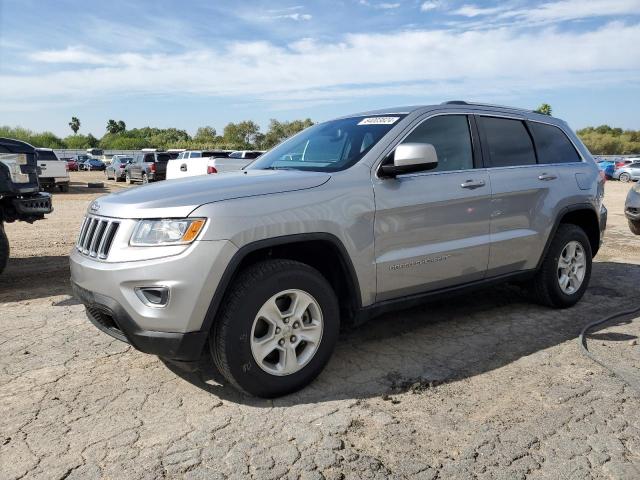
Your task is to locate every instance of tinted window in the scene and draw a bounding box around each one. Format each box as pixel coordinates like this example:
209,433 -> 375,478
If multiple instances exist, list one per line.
402,115 -> 474,172
156,153 -> 170,162
529,122 -> 581,164
480,117 -> 536,167
37,150 -> 58,160
191,152 -> 202,158
229,152 -> 243,158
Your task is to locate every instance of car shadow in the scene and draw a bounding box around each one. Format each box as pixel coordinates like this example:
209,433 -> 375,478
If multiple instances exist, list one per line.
0,255 -> 71,302
166,261 -> 640,406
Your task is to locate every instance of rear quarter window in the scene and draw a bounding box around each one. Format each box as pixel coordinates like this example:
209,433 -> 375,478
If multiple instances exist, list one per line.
528,122 -> 581,164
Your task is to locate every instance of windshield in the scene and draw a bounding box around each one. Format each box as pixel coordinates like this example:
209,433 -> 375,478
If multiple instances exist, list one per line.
248,115 -> 405,172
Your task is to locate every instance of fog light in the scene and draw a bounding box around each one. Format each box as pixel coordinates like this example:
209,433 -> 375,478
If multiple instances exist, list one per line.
135,287 -> 170,307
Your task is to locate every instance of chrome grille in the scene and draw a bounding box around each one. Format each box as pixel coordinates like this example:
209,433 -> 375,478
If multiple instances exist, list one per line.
76,216 -> 120,259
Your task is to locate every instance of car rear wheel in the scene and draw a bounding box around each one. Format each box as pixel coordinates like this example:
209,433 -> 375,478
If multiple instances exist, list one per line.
531,224 -> 592,308
210,259 -> 340,397
620,173 -> 631,183
0,225 -> 9,275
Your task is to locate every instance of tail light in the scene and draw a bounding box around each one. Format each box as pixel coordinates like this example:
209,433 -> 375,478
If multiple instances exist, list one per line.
207,166 -> 217,174
119,164 -> 126,169
150,163 -> 156,173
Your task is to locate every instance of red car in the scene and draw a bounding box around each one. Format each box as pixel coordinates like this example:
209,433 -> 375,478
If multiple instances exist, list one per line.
65,158 -> 79,171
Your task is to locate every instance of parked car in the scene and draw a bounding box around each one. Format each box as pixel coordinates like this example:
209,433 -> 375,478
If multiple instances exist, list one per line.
66,158 -> 79,171
36,148 -> 70,192
0,138 -> 53,274
79,158 -> 106,171
626,182 -> 640,234
125,151 -> 170,184
105,156 -> 133,182
596,160 -> 615,179
613,161 -> 640,182
166,150 -> 232,180
71,101 -> 606,397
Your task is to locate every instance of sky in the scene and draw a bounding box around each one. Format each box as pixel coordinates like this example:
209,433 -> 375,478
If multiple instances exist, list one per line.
0,0 -> 639,138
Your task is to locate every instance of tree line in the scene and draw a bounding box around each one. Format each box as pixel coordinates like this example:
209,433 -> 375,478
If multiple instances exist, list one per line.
0,117 -> 314,151
1,109 -> 638,155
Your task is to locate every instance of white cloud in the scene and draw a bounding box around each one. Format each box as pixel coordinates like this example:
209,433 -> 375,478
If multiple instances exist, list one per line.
420,1 -> 443,12
359,0 -> 401,9
2,21 -> 640,111
452,4 -> 507,17
272,13 -> 312,21
452,0 -> 640,25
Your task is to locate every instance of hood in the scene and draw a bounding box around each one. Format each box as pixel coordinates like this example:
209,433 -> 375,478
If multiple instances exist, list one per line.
90,169 -> 331,218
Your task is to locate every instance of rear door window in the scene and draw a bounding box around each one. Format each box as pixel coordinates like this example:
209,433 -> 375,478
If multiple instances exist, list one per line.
479,117 -> 536,167
528,122 -> 581,164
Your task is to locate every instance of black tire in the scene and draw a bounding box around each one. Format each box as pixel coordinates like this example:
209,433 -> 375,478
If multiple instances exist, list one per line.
210,259 -> 340,397
0,224 -> 9,275
629,219 -> 640,235
58,183 -> 69,193
531,224 -> 592,308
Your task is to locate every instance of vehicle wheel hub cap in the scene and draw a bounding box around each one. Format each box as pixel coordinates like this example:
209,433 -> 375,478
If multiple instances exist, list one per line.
557,240 -> 586,295
250,289 -> 323,376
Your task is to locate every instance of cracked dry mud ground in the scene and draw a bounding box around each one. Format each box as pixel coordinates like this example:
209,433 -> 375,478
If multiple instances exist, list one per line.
1,175 -> 640,479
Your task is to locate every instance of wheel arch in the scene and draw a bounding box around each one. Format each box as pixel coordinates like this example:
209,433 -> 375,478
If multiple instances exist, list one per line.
538,204 -> 601,269
200,233 -> 362,336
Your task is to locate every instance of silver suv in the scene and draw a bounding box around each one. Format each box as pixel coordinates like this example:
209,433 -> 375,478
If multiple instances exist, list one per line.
70,102 -> 607,397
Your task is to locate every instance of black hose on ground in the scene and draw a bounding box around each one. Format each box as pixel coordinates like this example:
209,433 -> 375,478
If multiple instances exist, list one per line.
578,305 -> 640,394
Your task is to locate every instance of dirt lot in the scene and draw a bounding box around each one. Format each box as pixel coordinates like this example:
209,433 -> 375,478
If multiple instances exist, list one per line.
1,173 -> 640,479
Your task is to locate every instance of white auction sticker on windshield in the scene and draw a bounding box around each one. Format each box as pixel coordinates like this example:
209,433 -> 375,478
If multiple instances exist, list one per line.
358,116 -> 400,126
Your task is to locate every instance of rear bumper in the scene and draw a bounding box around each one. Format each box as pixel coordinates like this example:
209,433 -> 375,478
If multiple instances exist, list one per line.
72,282 -> 208,361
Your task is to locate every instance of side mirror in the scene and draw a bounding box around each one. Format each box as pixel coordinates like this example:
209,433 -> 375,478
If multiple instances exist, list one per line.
380,143 -> 438,178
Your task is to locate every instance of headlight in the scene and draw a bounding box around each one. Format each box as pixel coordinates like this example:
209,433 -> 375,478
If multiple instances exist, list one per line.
130,218 -> 206,246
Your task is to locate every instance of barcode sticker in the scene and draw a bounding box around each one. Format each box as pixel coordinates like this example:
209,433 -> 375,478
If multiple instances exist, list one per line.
358,117 -> 400,126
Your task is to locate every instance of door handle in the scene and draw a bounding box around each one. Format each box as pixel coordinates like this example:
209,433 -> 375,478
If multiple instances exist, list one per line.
460,179 -> 486,189
538,173 -> 557,181
180,163 -> 187,172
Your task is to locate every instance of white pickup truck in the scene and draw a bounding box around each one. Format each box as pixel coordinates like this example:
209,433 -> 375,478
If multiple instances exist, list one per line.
36,148 -> 70,192
166,150 -> 263,180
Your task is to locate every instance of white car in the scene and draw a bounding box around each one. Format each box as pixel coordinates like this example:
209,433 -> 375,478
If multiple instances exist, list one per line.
36,148 -> 70,192
166,150 -> 263,180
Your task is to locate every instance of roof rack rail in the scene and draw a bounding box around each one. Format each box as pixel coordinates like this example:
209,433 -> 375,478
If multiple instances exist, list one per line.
441,100 -> 534,113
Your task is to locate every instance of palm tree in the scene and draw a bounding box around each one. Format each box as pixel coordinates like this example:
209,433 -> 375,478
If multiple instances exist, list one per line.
106,119 -> 119,134
69,117 -> 81,135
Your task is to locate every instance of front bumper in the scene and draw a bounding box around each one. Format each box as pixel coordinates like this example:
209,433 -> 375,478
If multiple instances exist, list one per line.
72,282 -> 208,360
70,239 -> 238,360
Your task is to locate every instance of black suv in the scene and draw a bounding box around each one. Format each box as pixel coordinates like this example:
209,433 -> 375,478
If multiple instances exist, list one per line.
126,151 -> 170,184
0,138 -> 53,274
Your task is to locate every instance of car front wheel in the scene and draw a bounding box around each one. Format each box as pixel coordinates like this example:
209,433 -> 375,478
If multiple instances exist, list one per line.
620,173 -> 631,183
210,259 -> 340,397
531,224 -> 592,308
629,219 -> 640,235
